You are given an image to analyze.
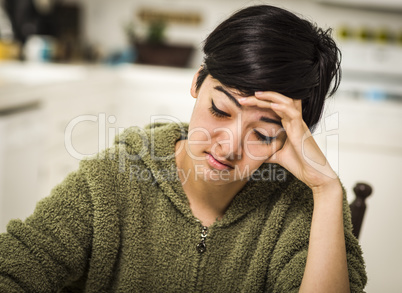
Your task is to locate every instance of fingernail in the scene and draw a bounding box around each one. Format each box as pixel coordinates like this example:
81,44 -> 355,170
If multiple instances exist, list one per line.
238,97 -> 247,103
255,91 -> 263,96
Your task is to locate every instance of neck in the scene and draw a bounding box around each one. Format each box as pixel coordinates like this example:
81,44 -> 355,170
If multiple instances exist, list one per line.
175,140 -> 247,226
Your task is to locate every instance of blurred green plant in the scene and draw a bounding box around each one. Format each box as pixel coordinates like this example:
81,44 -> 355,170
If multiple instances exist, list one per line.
124,20 -> 167,44
147,21 -> 166,44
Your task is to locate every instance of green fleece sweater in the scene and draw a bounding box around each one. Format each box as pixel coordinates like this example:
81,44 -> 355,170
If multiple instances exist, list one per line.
0,122 -> 366,292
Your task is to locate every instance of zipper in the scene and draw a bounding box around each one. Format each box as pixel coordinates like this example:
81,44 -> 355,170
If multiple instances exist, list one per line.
196,225 -> 208,253
194,224 -> 209,292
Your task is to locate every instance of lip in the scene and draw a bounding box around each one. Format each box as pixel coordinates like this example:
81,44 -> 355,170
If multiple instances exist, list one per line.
206,153 -> 234,171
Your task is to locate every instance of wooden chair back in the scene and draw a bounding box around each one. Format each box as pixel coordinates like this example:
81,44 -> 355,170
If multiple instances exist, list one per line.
349,183 -> 373,239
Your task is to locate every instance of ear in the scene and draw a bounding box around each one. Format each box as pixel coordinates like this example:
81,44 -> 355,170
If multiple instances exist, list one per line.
190,67 -> 202,99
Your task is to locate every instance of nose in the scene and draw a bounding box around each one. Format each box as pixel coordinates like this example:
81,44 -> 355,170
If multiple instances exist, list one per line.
214,122 -> 243,161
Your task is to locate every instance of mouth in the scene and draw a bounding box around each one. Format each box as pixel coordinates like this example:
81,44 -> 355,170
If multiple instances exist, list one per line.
205,152 -> 234,171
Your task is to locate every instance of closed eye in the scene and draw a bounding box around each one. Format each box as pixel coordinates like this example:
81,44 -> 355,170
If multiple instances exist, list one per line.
209,99 -> 231,118
254,130 -> 276,144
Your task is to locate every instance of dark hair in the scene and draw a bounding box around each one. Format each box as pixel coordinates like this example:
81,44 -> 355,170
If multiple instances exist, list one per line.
196,5 -> 341,131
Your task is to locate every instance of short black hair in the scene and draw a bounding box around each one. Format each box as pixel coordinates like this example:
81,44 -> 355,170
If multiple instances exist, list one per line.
196,5 -> 341,131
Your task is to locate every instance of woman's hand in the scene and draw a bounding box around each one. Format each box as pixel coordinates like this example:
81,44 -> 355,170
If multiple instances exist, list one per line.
239,91 -> 339,192
240,91 -> 350,292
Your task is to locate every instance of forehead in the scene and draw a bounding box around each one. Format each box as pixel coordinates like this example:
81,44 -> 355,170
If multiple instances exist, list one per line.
207,76 -> 244,96
207,76 -> 281,121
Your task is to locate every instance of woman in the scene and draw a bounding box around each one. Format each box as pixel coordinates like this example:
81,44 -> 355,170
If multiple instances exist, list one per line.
0,5 -> 366,293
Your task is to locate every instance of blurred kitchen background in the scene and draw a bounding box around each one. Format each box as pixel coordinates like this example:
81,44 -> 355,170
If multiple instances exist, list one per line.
0,0 -> 401,291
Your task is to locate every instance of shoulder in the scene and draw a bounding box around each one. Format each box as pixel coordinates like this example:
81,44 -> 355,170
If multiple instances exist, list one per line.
79,122 -> 187,174
114,122 -> 188,155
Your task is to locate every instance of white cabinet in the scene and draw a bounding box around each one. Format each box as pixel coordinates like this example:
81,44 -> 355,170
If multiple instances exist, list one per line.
0,103 -> 45,232
37,73 -> 120,197
114,65 -> 195,129
0,64 -> 120,231
0,63 -> 196,232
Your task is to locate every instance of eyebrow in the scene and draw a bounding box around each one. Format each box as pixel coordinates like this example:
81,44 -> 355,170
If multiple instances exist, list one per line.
214,86 -> 242,109
260,116 -> 283,127
214,85 -> 282,127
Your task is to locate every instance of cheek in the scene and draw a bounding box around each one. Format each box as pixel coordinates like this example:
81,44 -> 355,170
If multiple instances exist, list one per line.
186,123 -> 215,159
236,152 -> 267,178
244,144 -> 271,161
243,139 -> 284,161
187,127 -> 211,145
189,104 -> 210,133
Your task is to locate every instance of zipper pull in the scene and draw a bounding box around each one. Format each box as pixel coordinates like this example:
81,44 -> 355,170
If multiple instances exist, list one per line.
196,226 -> 208,253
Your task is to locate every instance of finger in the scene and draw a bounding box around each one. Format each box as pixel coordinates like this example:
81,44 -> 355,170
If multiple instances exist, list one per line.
270,102 -> 302,121
254,92 -> 303,115
239,96 -> 300,123
254,91 -> 293,105
238,96 -> 274,109
238,97 -> 289,123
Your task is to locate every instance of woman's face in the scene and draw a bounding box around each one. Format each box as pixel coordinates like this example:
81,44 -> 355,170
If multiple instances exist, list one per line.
185,73 -> 286,185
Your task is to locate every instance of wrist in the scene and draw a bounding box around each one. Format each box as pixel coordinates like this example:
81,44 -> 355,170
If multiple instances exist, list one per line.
311,178 -> 343,200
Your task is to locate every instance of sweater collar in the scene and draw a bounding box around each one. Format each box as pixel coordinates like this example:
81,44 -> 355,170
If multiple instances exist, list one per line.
118,122 -> 289,227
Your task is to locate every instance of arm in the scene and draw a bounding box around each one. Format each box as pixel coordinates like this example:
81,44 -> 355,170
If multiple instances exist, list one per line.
0,169 -> 93,292
240,92 -> 365,292
301,180 -> 349,292
267,179 -> 366,293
